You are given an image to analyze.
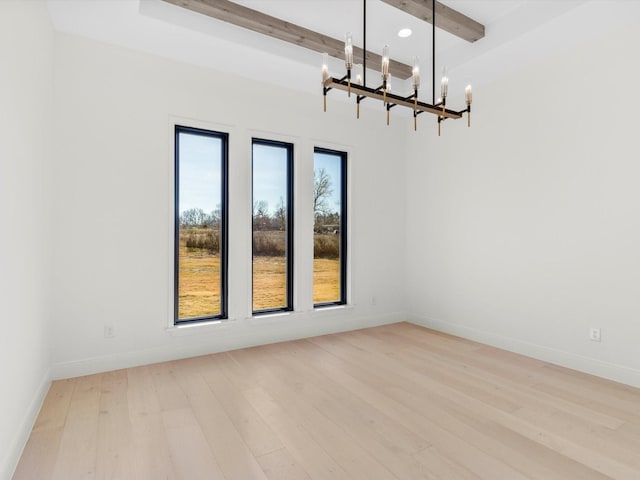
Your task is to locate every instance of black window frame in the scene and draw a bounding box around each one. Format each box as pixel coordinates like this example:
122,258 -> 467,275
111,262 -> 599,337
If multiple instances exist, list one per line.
313,147 -> 347,308
251,138 -> 294,315
174,125 -> 229,325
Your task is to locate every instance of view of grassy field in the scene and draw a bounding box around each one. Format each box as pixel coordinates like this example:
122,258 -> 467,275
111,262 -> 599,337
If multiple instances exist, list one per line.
252,256 -> 287,311
177,142 -> 344,318
178,242 -> 221,319
313,257 -> 340,303
178,235 -> 341,318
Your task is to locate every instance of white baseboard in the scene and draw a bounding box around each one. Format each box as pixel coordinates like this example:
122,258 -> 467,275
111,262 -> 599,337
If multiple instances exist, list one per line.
52,311 -> 404,380
407,313 -> 640,389
2,368 -> 51,480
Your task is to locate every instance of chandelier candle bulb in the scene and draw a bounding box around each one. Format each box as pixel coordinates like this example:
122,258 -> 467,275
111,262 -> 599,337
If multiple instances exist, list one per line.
465,84 -> 472,127
412,57 -> 420,90
345,32 -> 353,96
321,52 -> 329,112
381,45 -> 390,79
382,45 -> 390,104
322,52 -> 329,82
344,32 -> 353,69
382,45 -> 389,104
441,72 -> 448,99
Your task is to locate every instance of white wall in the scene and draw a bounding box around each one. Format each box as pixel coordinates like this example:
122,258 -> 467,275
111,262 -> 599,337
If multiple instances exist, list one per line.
0,2 -> 54,478
405,17 -> 640,387
50,33 -> 408,378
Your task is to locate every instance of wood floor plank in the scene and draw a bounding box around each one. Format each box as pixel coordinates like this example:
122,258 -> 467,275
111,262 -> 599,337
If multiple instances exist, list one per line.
127,365 -> 179,479
148,361 -> 190,412
413,445 -> 484,480
396,342 -> 625,430
12,427 -> 64,480
241,342 -> 430,456
162,408 -> 226,480
16,322 -> 640,479
243,386 -> 351,480
308,329 -> 635,478
31,378 -> 76,433
260,342 -> 524,479
50,373 -> 102,480
94,370 -> 134,479
234,347 -> 399,480
13,380 -> 75,479
126,365 -> 162,417
255,448 -> 312,480
294,338 -> 535,480
198,354 -> 285,458
170,357 -> 269,480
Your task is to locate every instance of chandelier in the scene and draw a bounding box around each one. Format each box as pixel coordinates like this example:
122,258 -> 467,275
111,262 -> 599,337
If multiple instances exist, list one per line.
322,0 -> 472,136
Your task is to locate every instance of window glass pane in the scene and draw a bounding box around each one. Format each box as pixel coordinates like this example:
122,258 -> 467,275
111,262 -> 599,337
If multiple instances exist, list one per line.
176,128 -> 226,322
314,149 -> 346,305
252,140 -> 292,313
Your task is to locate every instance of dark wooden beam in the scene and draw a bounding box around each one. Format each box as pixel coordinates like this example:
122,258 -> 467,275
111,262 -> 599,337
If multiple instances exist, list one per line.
162,0 -> 414,79
381,0 -> 485,43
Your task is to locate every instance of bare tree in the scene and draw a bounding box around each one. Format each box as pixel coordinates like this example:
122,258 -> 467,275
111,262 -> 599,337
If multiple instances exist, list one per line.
252,200 -> 269,230
180,207 -> 207,227
206,204 -> 221,228
313,168 -> 333,217
275,196 -> 286,231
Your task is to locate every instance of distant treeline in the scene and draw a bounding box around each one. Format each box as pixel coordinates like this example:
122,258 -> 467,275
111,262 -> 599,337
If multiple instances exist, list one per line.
182,227 -> 339,259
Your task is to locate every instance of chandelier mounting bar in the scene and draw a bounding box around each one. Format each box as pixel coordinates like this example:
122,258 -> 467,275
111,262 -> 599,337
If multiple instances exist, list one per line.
323,77 -> 464,120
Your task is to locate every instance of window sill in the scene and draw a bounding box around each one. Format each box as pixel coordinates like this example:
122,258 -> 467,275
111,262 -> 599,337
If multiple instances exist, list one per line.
166,318 -> 234,336
246,311 -> 293,326
310,304 -> 353,316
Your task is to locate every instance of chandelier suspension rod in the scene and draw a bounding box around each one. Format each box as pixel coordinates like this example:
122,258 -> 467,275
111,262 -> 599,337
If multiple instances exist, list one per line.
432,0 -> 435,104
363,0 -> 366,87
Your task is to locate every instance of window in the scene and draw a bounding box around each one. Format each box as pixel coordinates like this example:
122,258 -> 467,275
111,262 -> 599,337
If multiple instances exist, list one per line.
252,139 -> 294,314
313,148 -> 347,306
174,126 -> 228,324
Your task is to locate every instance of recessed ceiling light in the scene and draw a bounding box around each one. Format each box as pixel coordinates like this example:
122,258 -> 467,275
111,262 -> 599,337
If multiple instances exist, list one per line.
398,28 -> 412,38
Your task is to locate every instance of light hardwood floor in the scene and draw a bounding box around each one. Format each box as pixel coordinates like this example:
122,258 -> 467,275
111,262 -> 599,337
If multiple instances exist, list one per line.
13,322 -> 640,479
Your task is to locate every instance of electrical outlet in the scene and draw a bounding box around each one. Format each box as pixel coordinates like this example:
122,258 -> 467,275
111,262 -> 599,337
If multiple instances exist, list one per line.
104,325 -> 115,338
589,328 -> 601,342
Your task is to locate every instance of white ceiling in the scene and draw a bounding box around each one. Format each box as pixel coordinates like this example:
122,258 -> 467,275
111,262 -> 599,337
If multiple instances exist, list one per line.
47,0 -> 640,108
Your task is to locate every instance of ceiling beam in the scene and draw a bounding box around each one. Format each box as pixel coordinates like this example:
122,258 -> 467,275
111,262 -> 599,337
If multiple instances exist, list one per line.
381,0 -> 485,43
162,0 -> 414,79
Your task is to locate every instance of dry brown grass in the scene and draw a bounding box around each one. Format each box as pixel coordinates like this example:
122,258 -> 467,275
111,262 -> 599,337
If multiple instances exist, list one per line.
313,257 -> 341,304
178,245 -> 221,319
178,245 -> 341,318
252,256 -> 287,311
